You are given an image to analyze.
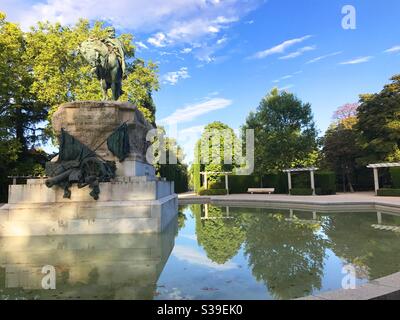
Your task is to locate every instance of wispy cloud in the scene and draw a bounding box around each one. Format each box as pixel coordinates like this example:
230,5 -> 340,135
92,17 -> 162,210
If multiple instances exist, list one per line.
250,35 -> 312,59
162,67 -> 190,85
272,71 -> 302,83
159,97 -> 232,125
279,84 -> 294,91
279,45 -> 316,60
339,56 -> 373,65
181,47 -> 193,54
173,245 -> 238,270
384,45 -> 400,54
135,41 -> 148,50
148,32 -> 169,47
306,51 -> 343,64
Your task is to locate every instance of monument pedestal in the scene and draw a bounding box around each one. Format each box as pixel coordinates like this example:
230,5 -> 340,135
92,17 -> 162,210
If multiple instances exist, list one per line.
0,101 -> 178,237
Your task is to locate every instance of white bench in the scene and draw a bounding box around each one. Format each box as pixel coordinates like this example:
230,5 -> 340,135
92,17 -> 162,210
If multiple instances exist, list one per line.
247,188 -> 275,194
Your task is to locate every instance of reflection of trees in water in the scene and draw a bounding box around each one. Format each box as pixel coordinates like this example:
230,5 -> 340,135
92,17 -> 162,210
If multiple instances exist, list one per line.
176,206 -> 188,237
192,205 -> 245,265
241,210 -> 327,300
322,213 -> 400,280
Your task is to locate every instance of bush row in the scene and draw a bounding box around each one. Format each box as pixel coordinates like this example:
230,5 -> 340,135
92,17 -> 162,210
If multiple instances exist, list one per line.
290,188 -> 314,195
390,168 -> 400,189
377,188 -> 400,197
198,188 -> 228,196
215,171 -> 337,195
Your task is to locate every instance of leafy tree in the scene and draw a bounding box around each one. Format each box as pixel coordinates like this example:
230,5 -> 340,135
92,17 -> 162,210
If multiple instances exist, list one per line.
151,129 -> 189,193
243,88 -> 318,175
323,103 -> 362,192
194,121 -> 242,190
357,75 -> 400,163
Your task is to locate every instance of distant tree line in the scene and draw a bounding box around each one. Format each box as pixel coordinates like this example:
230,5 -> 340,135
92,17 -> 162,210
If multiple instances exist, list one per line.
191,75 -> 400,194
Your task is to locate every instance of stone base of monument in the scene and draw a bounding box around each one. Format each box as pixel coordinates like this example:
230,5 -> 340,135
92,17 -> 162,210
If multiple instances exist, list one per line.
0,101 -> 178,237
0,177 -> 178,237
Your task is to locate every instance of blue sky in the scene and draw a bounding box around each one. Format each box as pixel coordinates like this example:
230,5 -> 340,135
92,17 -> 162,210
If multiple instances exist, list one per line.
2,0 -> 400,163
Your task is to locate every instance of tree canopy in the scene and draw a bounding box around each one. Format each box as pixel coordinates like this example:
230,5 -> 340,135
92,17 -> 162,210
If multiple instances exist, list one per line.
243,88 -> 318,175
357,75 -> 400,163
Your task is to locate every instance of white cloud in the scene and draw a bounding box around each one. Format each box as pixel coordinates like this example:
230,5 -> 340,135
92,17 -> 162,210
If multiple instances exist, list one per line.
339,56 -> 373,65
181,47 -> 193,54
162,67 -> 190,85
384,45 -> 400,54
306,51 -> 342,64
279,45 -> 316,60
159,97 -> 232,125
216,36 -> 228,45
148,32 -> 168,47
173,245 -> 238,270
250,35 -> 312,59
4,0 -> 262,44
135,41 -> 148,50
272,71 -> 302,83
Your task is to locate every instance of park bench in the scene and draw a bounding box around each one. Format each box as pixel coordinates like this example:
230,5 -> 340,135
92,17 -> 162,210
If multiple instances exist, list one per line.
247,188 -> 275,194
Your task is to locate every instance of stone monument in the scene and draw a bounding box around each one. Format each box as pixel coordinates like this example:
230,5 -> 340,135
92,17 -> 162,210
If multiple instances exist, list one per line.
0,30 -> 178,237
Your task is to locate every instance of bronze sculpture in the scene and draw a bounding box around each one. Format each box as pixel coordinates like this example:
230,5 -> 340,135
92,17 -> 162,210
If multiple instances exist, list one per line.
78,27 -> 126,100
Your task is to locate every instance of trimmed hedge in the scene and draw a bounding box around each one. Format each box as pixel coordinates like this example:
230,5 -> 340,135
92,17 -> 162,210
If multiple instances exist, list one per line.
290,188 -> 314,195
228,175 -> 261,194
198,188 -> 228,196
315,171 -> 336,195
390,168 -> 400,188
377,188 -> 400,197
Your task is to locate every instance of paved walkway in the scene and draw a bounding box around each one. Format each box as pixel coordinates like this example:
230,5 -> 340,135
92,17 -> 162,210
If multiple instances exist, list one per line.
178,192 -> 400,212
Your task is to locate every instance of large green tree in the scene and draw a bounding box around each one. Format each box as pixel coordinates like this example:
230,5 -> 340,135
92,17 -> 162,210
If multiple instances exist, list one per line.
194,121 -> 243,191
243,88 -> 318,175
323,103 -> 362,192
357,75 -> 400,163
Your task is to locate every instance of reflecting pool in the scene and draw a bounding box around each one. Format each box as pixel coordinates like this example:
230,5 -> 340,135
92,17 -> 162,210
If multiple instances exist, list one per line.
1,204 -> 400,300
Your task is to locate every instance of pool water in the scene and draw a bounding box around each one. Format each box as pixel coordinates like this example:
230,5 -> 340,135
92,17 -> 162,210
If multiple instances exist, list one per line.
1,204 -> 400,300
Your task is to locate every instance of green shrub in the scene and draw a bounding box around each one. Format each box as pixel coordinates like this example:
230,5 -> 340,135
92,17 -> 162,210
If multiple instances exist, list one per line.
263,173 -> 288,194
292,173 -> 310,188
209,178 -> 225,190
228,175 -> 261,194
390,168 -> 400,188
198,188 -> 228,196
377,188 -> 400,197
290,188 -> 314,195
315,171 -> 336,195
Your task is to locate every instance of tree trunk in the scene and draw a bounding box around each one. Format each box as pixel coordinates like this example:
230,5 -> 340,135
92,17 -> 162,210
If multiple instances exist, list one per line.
14,106 -> 27,155
345,167 -> 355,193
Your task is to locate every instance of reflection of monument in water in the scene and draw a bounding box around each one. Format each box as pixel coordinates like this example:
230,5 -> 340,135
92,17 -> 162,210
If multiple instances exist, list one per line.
0,218 -> 177,299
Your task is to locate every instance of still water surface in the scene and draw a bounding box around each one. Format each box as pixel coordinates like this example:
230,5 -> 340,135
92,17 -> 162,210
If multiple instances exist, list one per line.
1,204 -> 400,300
